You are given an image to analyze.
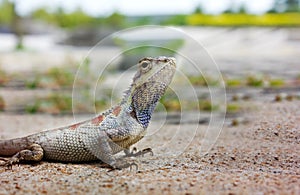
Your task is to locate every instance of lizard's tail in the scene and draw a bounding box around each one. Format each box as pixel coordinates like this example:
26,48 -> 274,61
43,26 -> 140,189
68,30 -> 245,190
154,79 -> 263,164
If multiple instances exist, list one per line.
0,137 -> 30,156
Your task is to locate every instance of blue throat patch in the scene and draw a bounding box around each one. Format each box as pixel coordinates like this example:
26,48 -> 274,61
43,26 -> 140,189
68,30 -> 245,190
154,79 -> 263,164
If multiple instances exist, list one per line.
131,81 -> 167,129
136,103 -> 157,128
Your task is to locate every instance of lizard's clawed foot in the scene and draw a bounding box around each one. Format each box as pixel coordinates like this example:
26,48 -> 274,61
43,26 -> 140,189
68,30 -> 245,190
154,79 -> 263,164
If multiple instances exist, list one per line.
108,160 -> 138,172
125,147 -> 154,158
0,155 -> 21,169
0,144 -> 43,169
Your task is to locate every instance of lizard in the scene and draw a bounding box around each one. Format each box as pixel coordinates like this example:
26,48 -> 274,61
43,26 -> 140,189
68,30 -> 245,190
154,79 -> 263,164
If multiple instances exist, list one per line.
0,56 -> 176,169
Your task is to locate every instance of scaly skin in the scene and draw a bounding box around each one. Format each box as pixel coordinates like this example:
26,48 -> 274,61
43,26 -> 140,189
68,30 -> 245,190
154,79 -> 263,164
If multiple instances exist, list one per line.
0,56 -> 176,169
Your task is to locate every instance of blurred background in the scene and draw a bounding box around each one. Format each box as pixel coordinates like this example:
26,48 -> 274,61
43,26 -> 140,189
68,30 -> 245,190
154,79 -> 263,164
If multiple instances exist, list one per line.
0,0 -> 299,126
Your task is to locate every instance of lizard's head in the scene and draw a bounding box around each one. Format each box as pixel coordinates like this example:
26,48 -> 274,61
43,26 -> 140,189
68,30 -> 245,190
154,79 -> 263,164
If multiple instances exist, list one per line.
129,56 -> 176,128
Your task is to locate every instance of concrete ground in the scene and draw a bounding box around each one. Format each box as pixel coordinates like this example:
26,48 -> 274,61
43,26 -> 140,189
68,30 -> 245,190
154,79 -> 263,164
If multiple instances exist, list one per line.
0,101 -> 299,194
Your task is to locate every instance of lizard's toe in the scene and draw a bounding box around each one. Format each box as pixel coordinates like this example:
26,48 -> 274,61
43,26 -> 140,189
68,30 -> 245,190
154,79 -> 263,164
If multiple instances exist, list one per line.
109,160 -> 138,171
0,158 -> 8,167
5,157 -> 20,169
140,148 -> 154,157
126,147 -> 154,157
129,162 -> 138,171
0,159 -> 14,169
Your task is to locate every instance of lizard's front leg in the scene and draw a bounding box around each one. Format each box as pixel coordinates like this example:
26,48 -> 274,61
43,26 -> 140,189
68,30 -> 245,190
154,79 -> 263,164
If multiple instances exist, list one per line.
0,144 -> 43,168
82,129 -> 137,170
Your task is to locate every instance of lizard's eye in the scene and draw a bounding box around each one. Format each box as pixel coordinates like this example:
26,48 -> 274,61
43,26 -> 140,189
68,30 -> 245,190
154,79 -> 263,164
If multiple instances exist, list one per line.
140,61 -> 151,72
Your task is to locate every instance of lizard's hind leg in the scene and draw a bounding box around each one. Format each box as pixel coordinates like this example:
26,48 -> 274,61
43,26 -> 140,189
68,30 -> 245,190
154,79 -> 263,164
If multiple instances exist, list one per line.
0,144 -> 43,168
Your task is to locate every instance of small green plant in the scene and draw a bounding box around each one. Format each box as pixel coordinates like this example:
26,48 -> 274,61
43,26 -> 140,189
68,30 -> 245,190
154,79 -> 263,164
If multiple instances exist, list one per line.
26,94 -> 73,114
226,78 -> 242,87
226,103 -> 241,113
162,99 -> 181,111
188,75 -> 204,86
25,60 -> 85,89
15,41 -> 25,51
48,94 -> 72,113
25,77 -> 41,89
25,101 -> 40,114
188,75 -> 219,86
246,75 -> 264,87
199,100 -> 219,111
159,90 -> 181,111
95,99 -> 110,112
269,78 -> 285,87
46,67 -> 74,88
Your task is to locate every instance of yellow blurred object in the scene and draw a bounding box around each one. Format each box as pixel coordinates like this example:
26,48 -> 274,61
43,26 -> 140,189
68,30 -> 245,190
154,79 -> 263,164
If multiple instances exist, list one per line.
187,13 -> 300,26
